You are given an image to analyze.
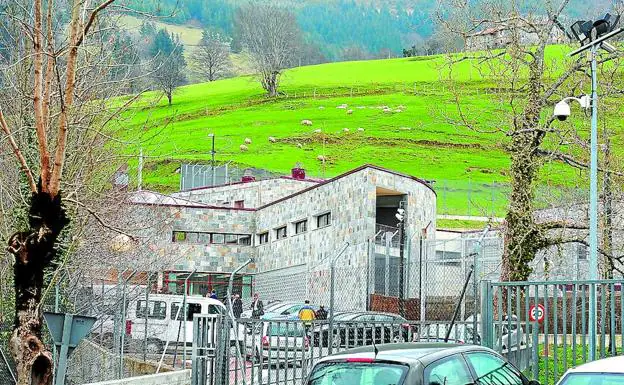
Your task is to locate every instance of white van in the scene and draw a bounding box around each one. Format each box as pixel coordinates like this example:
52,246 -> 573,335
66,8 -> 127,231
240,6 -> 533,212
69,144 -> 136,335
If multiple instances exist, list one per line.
124,294 -> 238,352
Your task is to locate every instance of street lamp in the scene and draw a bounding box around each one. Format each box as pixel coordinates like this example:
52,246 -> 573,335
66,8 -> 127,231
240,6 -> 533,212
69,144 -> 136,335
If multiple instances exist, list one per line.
555,12 -> 623,362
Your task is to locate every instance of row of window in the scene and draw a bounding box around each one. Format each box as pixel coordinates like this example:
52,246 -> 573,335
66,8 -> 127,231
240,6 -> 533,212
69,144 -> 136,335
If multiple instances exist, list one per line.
172,212 -> 332,247
172,231 -> 252,246
136,300 -> 222,321
258,212 -> 331,245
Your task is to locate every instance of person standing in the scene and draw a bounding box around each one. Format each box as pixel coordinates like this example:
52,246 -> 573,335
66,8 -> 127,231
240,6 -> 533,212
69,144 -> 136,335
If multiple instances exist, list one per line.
210,289 -> 218,299
250,293 -> 264,318
299,300 -> 316,335
233,294 -> 244,319
315,305 -> 328,320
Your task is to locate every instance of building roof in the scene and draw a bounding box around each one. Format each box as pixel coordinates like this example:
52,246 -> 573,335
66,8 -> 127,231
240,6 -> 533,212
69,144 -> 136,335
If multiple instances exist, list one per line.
131,164 -> 435,210
257,164 -> 435,210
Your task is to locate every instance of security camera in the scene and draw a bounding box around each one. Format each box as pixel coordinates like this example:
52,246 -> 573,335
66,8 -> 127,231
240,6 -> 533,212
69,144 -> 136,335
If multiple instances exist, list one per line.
553,100 -> 571,121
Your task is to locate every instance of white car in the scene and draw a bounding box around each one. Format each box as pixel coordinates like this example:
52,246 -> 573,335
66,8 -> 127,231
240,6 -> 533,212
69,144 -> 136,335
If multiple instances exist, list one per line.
244,321 -> 309,365
556,356 -> 624,385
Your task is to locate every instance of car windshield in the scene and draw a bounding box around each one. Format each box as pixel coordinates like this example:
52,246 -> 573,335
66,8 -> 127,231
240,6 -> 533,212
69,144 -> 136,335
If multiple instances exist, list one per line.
308,362 -> 407,385
558,373 -> 624,385
268,303 -> 296,314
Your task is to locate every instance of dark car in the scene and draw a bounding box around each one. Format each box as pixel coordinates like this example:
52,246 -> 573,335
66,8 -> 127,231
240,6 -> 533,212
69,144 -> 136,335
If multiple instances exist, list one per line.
306,343 -> 540,385
312,311 -> 414,348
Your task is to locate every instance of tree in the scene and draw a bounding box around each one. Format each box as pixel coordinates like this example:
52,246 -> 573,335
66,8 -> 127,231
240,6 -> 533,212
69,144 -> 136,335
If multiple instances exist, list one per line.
150,29 -> 186,105
436,1 -> 624,282
191,30 -> 232,81
235,4 -> 300,97
0,0 -> 153,383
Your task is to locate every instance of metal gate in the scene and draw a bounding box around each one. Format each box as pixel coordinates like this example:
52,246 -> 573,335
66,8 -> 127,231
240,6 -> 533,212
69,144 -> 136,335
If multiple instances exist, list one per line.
480,279 -> 624,385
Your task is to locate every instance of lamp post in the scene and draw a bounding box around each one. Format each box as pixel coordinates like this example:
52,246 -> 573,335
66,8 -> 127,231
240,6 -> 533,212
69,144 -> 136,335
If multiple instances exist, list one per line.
557,13 -> 622,361
396,207 -> 406,318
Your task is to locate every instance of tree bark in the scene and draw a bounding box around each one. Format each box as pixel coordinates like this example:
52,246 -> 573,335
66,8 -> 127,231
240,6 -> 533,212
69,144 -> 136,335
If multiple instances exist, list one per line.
8,189 -> 68,385
500,50 -> 547,284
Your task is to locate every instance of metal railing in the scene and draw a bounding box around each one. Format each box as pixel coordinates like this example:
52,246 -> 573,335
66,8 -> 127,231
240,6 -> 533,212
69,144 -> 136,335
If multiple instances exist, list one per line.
192,316 -> 478,385
481,279 -> 624,385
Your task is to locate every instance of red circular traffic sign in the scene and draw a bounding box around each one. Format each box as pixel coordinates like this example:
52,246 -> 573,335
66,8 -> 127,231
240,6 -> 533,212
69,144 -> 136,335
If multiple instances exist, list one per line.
529,304 -> 545,322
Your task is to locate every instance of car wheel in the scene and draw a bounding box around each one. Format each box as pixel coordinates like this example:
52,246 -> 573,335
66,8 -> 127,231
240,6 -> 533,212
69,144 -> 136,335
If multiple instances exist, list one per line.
392,333 -> 405,343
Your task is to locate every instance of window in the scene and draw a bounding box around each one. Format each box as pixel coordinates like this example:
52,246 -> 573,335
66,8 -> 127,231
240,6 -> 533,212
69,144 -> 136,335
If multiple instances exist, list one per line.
308,362 -> 407,385
186,232 -> 198,243
172,231 -> 187,242
424,355 -> 473,385
239,235 -> 252,245
225,234 -> 238,245
234,200 -> 245,208
275,226 -> 287,240
295,219 -> 308,234
211,233 -> 225,244
258,232 -> 269,245
171,302 -> 203,321
136,300 -> 167,320
465,352 -> 523,385
316,212 -> 331,228
198,233 -> 211,244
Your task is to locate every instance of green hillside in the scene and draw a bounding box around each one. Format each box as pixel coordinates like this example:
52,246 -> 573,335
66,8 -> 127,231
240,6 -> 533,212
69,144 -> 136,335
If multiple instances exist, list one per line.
117,46 -> 623,216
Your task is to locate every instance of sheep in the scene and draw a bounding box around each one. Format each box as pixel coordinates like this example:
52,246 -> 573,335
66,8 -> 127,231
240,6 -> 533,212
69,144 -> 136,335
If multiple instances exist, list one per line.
318,106 -> 325,110
317,155 -> 326,162
239,144 -> 248,152
357,127 -> 365,132
383,107 -> 392,113
313,129 -> 322,134
297,143 -> 303,149
336,104 -> 348,109
244,138 -> 252,144
301,119 -> 313,126
346,109 -> 353,115
394,109 -> 403,113
268,136 -> 277,143
343,128 -> 350,133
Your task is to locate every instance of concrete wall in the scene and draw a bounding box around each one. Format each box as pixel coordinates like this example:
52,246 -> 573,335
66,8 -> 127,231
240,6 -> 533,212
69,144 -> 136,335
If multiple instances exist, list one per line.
83,370 -> 190,385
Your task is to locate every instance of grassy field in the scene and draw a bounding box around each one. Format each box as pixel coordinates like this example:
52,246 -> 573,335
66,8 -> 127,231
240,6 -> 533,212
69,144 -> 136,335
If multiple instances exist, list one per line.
115,45 -> 623,215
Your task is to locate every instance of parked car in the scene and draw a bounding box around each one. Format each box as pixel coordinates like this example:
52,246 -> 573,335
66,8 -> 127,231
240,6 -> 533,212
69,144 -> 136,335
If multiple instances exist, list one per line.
244,321 -> 310,365
306,343 -> 540,385
111,294 -> 242,353
311,311 -> 415,348
419,315 -> 527,350
240,300 -> 284,319
556,355 -> 624,385
261,302 -> 322,320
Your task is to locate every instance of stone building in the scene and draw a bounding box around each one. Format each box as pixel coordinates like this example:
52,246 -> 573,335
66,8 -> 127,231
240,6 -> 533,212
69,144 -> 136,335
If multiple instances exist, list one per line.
129,164 -> 437,310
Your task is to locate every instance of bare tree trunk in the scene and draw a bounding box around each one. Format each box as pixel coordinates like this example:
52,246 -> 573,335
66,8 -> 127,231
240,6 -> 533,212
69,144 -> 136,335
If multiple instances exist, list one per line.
8,190 -> 68,385
500,53 -> 547,285
167,92 -> 172,105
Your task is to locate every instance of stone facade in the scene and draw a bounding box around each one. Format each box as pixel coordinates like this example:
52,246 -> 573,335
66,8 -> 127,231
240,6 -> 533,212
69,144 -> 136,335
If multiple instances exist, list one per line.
132,165 -> 437,308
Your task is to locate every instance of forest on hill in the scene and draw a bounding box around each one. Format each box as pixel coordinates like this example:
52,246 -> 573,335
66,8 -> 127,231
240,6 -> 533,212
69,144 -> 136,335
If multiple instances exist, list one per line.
121,0 -> 614,61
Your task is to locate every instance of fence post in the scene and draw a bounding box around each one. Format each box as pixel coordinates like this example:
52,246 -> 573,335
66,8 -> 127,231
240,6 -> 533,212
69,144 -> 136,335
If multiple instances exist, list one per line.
328,243 -> 349,355
480,280 -> 493,347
